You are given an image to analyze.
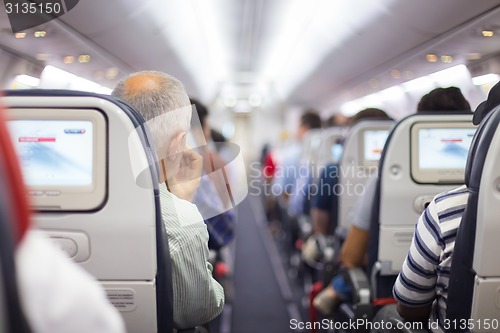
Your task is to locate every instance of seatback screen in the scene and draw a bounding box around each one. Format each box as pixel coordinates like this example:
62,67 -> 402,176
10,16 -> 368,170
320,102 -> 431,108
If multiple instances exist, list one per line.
8,120 -> 93,186
418,128 -> 475,170
5,107 -> 106,211
411,122 -> 476,184
364,130 -> 389,162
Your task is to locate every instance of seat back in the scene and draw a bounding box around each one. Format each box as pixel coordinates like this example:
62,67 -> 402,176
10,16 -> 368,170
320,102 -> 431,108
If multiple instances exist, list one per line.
369,112 -> 475,297
2,90 -> 171,333
446,105 -> 500,332
338,120 -> 393,230
315,127 -> 345,170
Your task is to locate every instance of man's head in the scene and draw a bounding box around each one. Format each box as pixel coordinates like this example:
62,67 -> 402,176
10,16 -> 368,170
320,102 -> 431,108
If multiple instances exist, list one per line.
348,108 -> 391,127
112,71 -> 192,181
473,81 -> 500,125
417,87 -> 471,113
298,109 -> 322,140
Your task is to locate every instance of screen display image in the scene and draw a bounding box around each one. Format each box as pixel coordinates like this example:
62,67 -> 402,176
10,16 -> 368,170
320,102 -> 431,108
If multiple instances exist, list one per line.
364,130 -> 389,161
418,128 -> 475,170
331,143 -> 343,163
8,120 -> 93,186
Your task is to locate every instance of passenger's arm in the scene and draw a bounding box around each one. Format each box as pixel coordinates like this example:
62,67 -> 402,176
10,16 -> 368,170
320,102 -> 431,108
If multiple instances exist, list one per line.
339,225 -> 369,268
396,303 -> 432,322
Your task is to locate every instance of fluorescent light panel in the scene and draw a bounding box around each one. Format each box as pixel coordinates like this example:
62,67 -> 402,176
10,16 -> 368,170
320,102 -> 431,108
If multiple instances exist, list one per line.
472,73 -> 500,86
342,65 -> 472,116
260,0 -> 399,99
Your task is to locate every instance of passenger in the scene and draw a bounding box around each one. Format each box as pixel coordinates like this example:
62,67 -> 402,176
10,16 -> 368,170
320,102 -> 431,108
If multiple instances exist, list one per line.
112,71 -> 224,329
303,108 -> 390,263
310,108 -> 391,312
393,84 -> 498,331
190,98 -> 235,251
275,110 -> 322,200
313,86 -> 472,315
271,110 -> 321,246
417,86 -> 471,112
324,114 -> 349,127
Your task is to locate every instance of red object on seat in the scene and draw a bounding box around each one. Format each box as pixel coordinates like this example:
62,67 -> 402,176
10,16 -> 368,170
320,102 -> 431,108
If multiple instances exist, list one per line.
214,261 -> 229,278
373,297 -> 397,307
309,281 -> 323,333
0,103 -> 31,245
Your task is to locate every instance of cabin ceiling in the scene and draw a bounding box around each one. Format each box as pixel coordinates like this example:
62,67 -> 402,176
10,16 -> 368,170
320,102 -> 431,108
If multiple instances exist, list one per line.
0,0 -> 500,112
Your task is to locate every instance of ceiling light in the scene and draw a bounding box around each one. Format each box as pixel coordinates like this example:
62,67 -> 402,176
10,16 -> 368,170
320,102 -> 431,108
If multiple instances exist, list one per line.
368,79 -> 379,89
390,69 -> 401,79
35,53 -> 50,61
482,30 -> 494,37
248,94 -> 262,108
466,53 -> 482,61
472,73 -> 500,86
63,56 -> 74,64
260,0 -> 399,99
34,31 -> 46,38
426,54 -> 438,63
15,33 -> 25,39
223,95 -> 237,108
404,71 -> 415,80
78,54 -> 91,63
94,71 -> 104,80
440,55 -> 453,63
105,67 -> 119,80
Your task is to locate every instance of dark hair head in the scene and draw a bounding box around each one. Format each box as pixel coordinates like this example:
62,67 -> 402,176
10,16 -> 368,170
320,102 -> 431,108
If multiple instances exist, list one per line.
417,87 -> 471,113
325,114 -> 349,127
210,129 -> 226,143
300,110 -> 322,130
348,108 -> 391,126
473,81 -> 500,125
189,98 -> 208,128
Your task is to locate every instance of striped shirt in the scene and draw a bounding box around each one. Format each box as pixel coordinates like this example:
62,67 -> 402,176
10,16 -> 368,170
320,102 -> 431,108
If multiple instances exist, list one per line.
393,185 -> 469,333
159,183 -> 225,329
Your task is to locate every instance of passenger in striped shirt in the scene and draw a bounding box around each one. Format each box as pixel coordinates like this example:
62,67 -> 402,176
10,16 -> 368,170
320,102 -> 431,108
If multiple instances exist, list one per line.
394,83 -> 500,331
393,185 -> 469,332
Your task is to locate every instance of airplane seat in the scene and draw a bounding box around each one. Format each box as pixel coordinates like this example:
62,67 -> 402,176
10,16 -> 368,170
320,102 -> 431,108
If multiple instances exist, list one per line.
2,89 -> 177,333
446,105 -> 500,332
337,119 -> 393,233
338,112 -> 475,331
0,104 -> 32,333
314,127 -> 345,179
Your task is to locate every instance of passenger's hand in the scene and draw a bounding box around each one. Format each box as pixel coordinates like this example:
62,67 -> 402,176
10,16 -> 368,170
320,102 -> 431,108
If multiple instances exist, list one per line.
168,145 -> 203,202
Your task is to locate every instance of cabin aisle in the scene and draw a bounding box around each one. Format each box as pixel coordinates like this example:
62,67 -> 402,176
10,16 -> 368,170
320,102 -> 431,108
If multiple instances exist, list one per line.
230,195 -> 293,333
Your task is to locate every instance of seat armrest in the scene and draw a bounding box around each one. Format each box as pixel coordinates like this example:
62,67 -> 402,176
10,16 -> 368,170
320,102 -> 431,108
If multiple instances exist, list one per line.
371,304 -> 429,333
342,267 -> 373,325
177,327 -> 208,333
343,267 -> 371,305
